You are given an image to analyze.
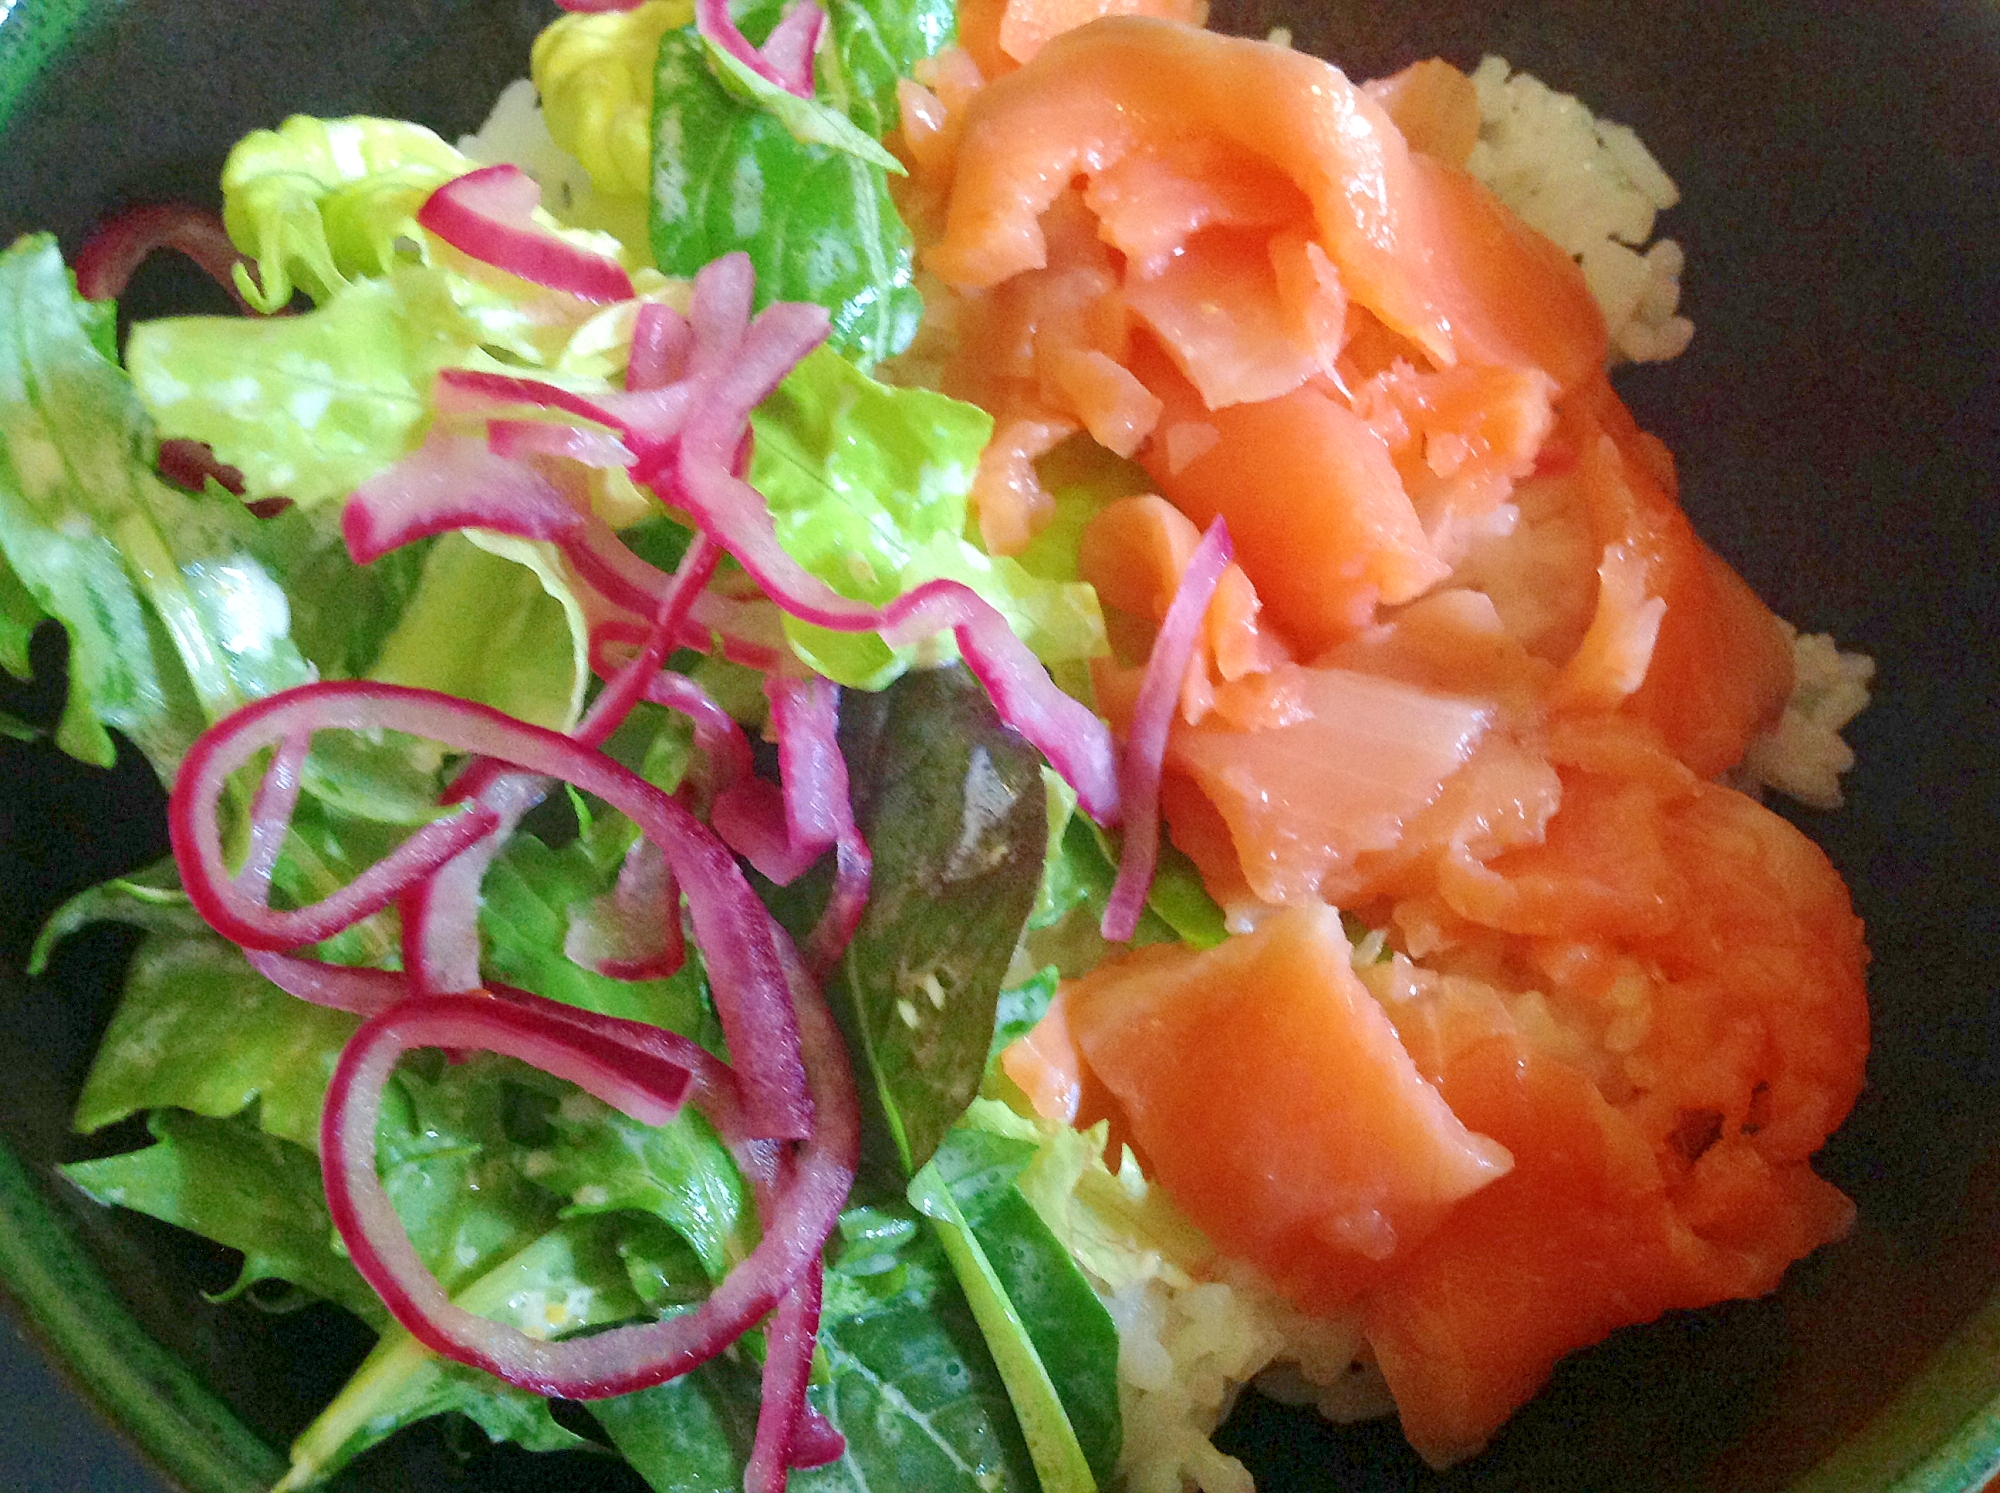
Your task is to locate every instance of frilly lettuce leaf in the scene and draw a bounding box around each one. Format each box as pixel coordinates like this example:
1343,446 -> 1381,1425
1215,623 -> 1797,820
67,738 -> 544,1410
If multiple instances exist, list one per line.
367,530 -> 589,733
535,0 -> 694,202
71,926 -> 360,1153
221,115 -> 470,311
60,1109 -> 383,1324
127,274 -> 442,508
220,113 -> 638,341
753,348 -> 1106,688
0,234 -> 312,776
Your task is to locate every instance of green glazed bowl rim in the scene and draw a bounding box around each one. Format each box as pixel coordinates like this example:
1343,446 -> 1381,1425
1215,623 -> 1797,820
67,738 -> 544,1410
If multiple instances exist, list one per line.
1,1 -> 1998,1491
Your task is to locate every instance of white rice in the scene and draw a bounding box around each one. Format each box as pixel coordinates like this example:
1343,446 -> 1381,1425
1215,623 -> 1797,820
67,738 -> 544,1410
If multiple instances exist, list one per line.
1465,55 -> 1696,364
458,77 -> 597,219
1739,631 -> 1876,809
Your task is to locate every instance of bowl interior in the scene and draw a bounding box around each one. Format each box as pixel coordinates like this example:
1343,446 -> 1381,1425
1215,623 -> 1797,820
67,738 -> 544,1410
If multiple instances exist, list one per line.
3,0 -> 1999,1489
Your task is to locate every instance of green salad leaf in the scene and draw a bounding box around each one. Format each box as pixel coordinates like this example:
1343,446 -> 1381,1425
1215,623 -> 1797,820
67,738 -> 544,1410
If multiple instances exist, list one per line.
594,1196 -> 1043,1493
532,1091 -> 751,1281
649,0 -> 943,367
71,928 -> 359,1153
61,1109 -> 382,1324
367,531 -> 589,732
755,346 -> 1107,689
220,114 -> 471,311
278,1218 -> 648,1490
127,274 -> 446,509
833,664 -> 1050,1175
0,234 -> 313,776
911,1128 -> 1112,1493
478,828 -> 716,1036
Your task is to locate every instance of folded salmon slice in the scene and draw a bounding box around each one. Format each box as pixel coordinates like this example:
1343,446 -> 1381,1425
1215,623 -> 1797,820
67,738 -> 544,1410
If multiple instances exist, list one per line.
1024,905 -> 1512,1313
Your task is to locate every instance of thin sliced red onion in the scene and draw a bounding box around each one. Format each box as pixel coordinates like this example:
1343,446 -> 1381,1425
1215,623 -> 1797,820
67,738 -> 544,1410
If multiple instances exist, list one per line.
488,419 -> 634,470
433,368 -> 693,453
697,0 -> 823,100
789,1401 -> 846,1470
171,681 -> 813,1139
635,659 -> 757,801
400,770 -> 544,995
244,950 -> 408,1017
236,728 -> 309,902
713,777 -> 818,886
757,3 -> 828,99
484,981 -> 744,1133
746,1260 -> 828,1493
320,881 -> 856,1395
1101,517 -> 1232,943
564,837 -> 686,981
416,164 -> 635,303
343,433 -> 584,565
74,202 -> 262,312
404,538 -> 719,997
157,438 -> 246,497
628,302 -> 694,392
325,989 -> 689,1137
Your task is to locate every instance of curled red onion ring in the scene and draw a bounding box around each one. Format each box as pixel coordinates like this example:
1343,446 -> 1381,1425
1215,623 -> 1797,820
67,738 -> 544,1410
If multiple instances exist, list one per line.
319,910 -> 856,1397
168,681 -> 813,1139
1101,517 -> 1231,943
416,164 -> 635,303
244,949 -> 406,1017
74,202 -> 263,312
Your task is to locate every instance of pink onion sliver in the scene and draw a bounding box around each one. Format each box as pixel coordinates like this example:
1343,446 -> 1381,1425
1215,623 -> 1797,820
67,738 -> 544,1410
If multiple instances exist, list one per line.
488,419 -> 635,470
171,682 -> 814,1139
1101,517 -> 1232,943
758,2 -> 828,100
803,828 -> 870,981
789,1400 -> 846,1471
484,981 -> 744,1134
74,202 -> 262,312
236,728 -> 309,902
416,164 -> 635,303
628,302 -> 694,392
713,776 -> 822,886
746,1261 -> 828,1493
319,898 -> 856,1396
434,368 -> 694,452
641,667 -> 756,796
565,838 -> 686,982
343,434 -> 583,565
244,950 -> 408,1017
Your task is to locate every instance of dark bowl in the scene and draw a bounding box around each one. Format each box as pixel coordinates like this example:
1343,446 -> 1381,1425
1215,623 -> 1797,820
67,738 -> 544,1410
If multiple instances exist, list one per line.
3,0 -> 1999,1489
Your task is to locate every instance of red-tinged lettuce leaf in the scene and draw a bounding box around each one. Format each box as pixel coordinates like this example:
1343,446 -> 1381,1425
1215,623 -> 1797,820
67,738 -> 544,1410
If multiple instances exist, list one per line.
832,664 -> 1049,1176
